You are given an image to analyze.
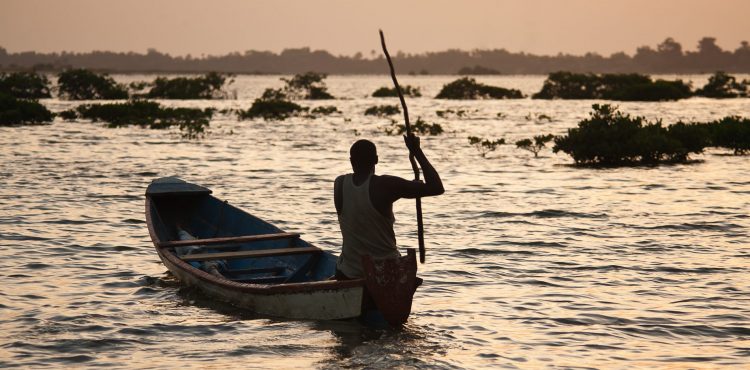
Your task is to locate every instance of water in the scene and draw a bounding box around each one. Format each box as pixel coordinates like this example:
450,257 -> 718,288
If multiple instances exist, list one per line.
1,75 -> 749,369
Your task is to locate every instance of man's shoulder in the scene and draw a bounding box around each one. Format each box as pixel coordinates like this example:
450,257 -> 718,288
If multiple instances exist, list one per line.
371,174 -> 409,188
375,174 -> 406,181
335,174 -> 350,183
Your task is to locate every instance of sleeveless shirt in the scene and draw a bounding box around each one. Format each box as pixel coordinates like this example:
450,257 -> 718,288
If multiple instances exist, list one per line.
336,173 -> 399,278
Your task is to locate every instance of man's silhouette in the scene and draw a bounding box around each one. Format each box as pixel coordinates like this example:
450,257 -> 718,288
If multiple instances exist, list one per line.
334,135 -> 444,279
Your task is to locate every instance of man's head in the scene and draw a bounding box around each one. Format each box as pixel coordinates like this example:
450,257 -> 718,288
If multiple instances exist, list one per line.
350,139 -> 378,173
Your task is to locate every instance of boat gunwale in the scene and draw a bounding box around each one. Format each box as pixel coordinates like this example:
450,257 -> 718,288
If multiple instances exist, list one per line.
145,196 -> 364,295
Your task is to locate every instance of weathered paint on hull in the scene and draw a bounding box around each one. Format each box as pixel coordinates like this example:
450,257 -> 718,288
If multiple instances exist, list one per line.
160,254 -> 364,320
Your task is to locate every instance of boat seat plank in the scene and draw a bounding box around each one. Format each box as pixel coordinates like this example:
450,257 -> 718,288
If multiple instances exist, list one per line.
158,232 -> 300,248
181,246 -> 321,262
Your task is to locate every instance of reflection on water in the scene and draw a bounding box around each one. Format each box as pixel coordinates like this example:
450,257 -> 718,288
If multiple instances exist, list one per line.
1,75 -> 749,368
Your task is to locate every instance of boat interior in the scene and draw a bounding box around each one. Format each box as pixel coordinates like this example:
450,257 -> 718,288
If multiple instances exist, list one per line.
149,193 -> 338,285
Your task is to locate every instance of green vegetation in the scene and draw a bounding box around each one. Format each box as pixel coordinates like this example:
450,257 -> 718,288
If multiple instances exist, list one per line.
385,117 -> 443,136
281,72 -> 334,99
695,72 -> 749,98
365,104 -> 400,117
238,88 -> 308,120
707,116 -> 750,154
468,136 -> 506,158
436,77 -> 524,99
58,109 -> 78,121
532,72 -> 692,101
310,105 -> 340,115
57,69 -> 128,100
553,104 -> 706,165
515,134 -> 555,157
0,72 -> 51,99
71,100 -> 212,138
147,72 -> 232,99
0,93 -> 54,126
371,85 -> 421,97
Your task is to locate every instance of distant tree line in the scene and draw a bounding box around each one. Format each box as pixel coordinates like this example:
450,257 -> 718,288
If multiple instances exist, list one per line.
1,37 -> 749,74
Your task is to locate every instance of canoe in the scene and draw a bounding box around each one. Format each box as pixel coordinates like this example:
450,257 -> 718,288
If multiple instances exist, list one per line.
144,177 -> 420,324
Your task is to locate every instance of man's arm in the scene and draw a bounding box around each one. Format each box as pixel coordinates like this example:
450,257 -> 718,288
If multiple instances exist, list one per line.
334,175 -> 344,215
379,135 -> 444,201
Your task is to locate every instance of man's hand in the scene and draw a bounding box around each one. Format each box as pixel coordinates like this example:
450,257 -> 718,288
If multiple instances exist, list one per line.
403,134 -> 421,155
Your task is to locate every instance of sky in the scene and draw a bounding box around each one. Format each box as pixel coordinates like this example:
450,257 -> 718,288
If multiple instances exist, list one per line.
2,0 -> 749,57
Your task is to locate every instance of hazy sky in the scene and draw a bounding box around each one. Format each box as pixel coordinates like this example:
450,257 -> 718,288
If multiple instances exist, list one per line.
2,0 -> 749,56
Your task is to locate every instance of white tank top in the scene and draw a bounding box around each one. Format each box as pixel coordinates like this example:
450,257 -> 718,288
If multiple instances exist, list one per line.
336,173 -> 399,278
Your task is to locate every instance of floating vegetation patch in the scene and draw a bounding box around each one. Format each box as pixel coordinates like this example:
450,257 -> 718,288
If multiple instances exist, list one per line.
384,117 -> 443,136
532,72 -> 692,101
695,72 -> 749,98
436,77 -> 524,99
281,72 -> 334,100
516,134 -> 555,158
70,100 -> 212,138
146,72 -> 233,99
468,136 -> 505,158
0,93 -> 54,126
0,72 -> 51,99
371,85 -> 421,97
365,104 -> 400,117
237,88 -> 308,121
57,69 -> 129,100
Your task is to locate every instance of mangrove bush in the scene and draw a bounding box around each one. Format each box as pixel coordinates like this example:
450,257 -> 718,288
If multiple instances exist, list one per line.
57,69 -> 128,100
516,134 -> 555,157
553,104 -> 706,165
73,100 -> 212,138
468,136 -> 505,158
365,104 -> 400,117
695,72 -> 749,98
0,93 -> 54,126
532,72 -> 692,101
436,77 -> 524,99
310,105 -> 340,115
238,88 -> 307,120
385,117 -> 443,136
371,85 -> 421,97
146,72 -> 232,99
0,72 -> 51,99
707,116 -> 750,154
281,72 -> 334,99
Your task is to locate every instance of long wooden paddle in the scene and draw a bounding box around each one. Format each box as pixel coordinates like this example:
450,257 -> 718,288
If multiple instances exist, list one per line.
379,30 -> 425,263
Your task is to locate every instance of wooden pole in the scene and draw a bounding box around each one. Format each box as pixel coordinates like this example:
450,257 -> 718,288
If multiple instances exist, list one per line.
379,30 -> 426,264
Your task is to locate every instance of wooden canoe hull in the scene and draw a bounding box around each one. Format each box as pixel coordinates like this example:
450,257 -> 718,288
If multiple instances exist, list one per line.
158,250 -> 364,320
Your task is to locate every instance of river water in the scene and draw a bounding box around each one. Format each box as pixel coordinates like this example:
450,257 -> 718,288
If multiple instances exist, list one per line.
1,75 -> 749,369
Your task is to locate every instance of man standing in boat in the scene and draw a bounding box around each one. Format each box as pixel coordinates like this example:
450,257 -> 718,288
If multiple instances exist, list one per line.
334,135 -> 444,279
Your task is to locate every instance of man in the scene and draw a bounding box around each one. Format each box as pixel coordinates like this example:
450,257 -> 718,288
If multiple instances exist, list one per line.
334,135 -> 444,279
